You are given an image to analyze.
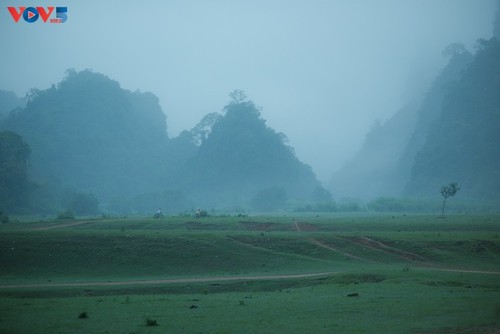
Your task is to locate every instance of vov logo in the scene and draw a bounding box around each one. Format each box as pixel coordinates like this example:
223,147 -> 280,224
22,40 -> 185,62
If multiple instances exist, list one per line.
7,6 -> 68,23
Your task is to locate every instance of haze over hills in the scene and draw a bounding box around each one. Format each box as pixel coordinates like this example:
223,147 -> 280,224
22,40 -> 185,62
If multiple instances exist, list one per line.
0,72 -> 322,214
0,90 -> 25,120
2,35 -> 500,214
1,3 -> 500,214
2,1 -> 495,185
328,101 -> 419,200
179,94 -> 320,208
2,32 -> 500,214
1,70 -> 172,202
329,46 -> 474,201
329,36 -> 500,207
406,38 -> 500,202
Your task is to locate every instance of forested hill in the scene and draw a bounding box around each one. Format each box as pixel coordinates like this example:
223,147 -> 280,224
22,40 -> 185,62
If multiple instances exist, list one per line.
0,90 -> 25,119
329,46 -> 473,200
329,37 -> 500,204
1,70 -> 172,202
179,95 -> 321,208
0,73 -> 321,213
406,38 -> 500,201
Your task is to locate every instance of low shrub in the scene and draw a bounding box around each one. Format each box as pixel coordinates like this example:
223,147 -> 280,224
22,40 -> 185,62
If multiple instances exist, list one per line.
78,312 -> 88,319
57,209 -> 75,220
0,209 -> 9,223
146,318 -> 158,326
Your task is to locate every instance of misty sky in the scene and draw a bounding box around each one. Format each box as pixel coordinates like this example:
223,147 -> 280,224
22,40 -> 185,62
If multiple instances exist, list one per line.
0,0 -> 496,183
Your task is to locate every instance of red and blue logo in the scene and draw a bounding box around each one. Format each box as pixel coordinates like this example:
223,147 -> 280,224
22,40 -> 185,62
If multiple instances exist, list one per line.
7,6 -> 67,23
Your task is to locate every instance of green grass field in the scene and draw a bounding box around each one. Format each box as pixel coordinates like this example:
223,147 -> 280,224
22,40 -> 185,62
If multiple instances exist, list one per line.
0,214 -> 499,333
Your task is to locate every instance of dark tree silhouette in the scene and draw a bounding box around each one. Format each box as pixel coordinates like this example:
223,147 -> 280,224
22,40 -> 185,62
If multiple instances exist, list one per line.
0,131 -> 32,212
440,182 -> 460,216
494,0 -> 500,40
183,91 -> 319,207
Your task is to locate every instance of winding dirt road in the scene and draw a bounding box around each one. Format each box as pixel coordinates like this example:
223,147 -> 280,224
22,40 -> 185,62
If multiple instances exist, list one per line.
0,272 -> 335,289
2,221 -> 498,290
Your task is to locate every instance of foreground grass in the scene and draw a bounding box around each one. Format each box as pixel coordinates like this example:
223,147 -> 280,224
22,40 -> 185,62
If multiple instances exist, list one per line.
0,214 -> 499,333
1,269 -> 499,333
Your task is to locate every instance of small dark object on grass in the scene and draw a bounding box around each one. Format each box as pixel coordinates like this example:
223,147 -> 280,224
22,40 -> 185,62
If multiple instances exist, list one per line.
189,304 -> 198,309
146,318 -> 158,326
78,312 -> 88,319
346,293 -> 359,297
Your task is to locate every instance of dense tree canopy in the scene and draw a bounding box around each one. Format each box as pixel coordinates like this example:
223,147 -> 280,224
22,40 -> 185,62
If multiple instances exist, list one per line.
183,94 -> 319,206
0,74 -> 320,213
0,90 -> 25,119
0,131 -> 32,212
1,70 -> 172,203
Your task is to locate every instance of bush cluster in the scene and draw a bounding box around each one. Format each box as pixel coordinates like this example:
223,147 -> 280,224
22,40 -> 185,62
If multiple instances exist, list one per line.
57,209 -> 75,220
0,209 -> 9,223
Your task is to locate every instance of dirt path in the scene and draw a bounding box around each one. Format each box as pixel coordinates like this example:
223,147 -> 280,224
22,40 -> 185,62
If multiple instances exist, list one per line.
293,222 -> 437,265
293,222 -> 376,263
294,223 -> 500,277
0,272 -> 335,289
2,267 -> 499,290
5,221 -> 498,290
308,238 -> 372,262
419,268 -> 500,275
341,236 -> 432,264
32,221 -> 97,231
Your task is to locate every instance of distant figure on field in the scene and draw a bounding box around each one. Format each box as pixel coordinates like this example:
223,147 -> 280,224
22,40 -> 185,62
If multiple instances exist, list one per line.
154,208 -> 163,219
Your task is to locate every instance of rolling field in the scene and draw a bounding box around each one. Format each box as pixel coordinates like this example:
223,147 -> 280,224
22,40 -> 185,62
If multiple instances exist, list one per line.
0,214 -> 499,333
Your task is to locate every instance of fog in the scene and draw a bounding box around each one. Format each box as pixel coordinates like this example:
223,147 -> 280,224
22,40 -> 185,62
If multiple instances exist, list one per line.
0,0 -> 496,183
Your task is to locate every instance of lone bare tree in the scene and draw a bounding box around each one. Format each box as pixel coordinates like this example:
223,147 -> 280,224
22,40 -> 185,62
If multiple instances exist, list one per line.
440,182 -> 460,216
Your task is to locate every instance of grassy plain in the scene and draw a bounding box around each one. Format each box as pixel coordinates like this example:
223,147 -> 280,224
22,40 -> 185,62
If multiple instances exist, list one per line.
0,214 -> 499,333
